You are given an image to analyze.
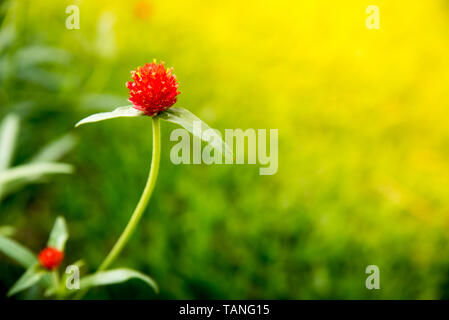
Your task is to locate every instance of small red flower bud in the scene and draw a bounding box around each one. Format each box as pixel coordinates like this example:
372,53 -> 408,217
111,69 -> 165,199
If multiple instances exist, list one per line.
38,247 -> 64,270
126,61 -> 180,116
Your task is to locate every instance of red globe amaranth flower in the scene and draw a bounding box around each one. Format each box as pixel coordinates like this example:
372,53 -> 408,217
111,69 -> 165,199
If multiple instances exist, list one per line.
126,61 -> 180,116
38,247 -> 64,270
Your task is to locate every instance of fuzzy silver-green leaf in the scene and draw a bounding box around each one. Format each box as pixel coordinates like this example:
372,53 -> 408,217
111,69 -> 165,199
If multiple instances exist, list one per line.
158,107 -> 233,161
47,216 -> 68,251
8,264 -> 47,297
75,106 -> 144,127
80,268 -> 158,293
0,236 -> 37,268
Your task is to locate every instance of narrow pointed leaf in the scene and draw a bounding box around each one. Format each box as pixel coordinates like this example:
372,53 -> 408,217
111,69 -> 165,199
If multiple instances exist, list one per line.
0,162 -> 73,186
31,134 -> 77,163
0,236 -> 37,268
0,24 -> 16,54
8,264 -> 47,297
16,67 -> 62,90
47,216 -> 68,251
158,107 -> 233,161
75,106 -> 143,127
80,268 -> 158,293
0,162 -> 73,201
0,113 -> 20,171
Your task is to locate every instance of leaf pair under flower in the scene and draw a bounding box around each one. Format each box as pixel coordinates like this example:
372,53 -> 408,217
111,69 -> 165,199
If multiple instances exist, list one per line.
75,106 -> 233,161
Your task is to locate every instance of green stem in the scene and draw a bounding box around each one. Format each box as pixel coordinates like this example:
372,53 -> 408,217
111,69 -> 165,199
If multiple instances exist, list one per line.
52,270 -> 60,299
74,117 -> 161,299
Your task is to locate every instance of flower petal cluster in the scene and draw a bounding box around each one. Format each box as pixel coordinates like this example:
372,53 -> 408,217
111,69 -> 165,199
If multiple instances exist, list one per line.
126,61 -> 180,116
38,247 -> 64,270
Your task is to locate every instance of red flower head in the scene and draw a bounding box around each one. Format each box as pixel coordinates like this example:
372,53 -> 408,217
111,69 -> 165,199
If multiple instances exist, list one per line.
126,61 -> 180,116
38,247 -> 64,270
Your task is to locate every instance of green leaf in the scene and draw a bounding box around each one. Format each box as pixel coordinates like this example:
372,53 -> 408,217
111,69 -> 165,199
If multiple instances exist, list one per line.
8,264 -> 47,297
75,106 -> 143,127
14,46 -> 71,68
0,236 -> 37,268
43,274 -> 56,297
80,268 -> 158,293
0,162 -> 73,201
0,162 -> 73,186
158,107 -> 233,161
0,225 -> 15,237
0,113 -> 20,171
15,67 -> 63,90
47,216 -> 68,251
0,24 -> 16,54
30,134 -> 77,163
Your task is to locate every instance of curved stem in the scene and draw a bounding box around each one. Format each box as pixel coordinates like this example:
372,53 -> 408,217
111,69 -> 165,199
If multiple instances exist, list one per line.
74,117 -> 161,299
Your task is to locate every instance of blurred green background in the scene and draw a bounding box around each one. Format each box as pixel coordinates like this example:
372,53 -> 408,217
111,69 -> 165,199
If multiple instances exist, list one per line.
1,0 -> 449,299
